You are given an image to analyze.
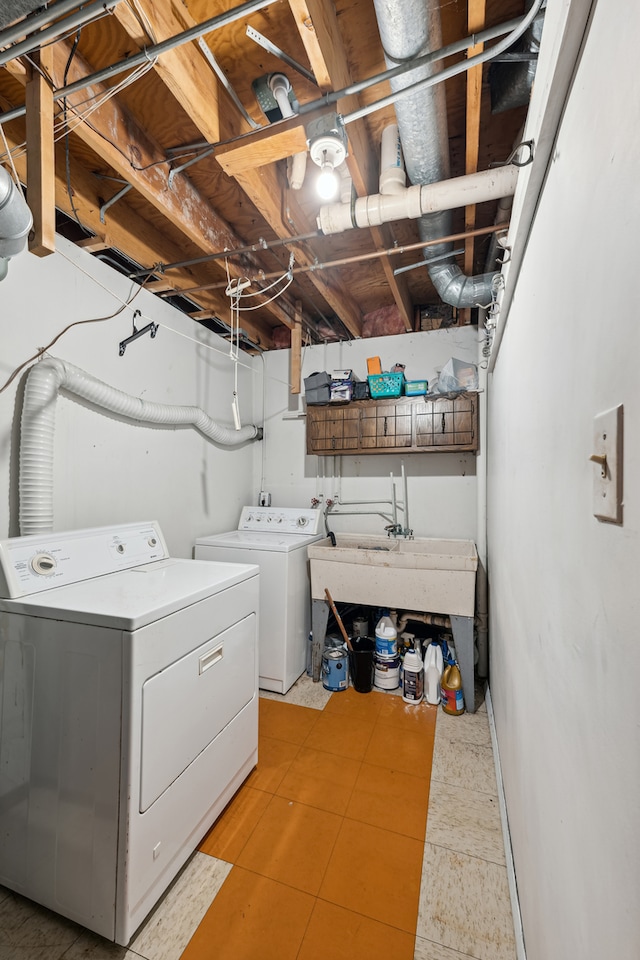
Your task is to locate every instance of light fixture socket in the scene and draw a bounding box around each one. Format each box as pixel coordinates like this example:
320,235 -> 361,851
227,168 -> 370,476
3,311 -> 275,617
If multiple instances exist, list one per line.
306,113 -> 348,170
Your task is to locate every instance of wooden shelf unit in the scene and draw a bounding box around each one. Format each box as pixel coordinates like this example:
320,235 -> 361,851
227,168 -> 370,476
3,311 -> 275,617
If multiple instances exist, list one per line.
306,393 -> 479,456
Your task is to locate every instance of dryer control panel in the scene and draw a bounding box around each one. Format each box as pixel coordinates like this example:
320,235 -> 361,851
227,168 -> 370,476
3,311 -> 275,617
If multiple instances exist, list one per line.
0,521 -> 168,598
238,506 -> 322,536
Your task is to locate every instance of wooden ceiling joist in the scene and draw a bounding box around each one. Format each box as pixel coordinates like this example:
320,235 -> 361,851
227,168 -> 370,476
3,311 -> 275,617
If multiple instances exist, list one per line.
25,46 -> 55,257
287,0 -> 413,331
8,37 -> 296,334
0,124 -> 274,348
464,0 -> 487,277
111,0 -> 362,338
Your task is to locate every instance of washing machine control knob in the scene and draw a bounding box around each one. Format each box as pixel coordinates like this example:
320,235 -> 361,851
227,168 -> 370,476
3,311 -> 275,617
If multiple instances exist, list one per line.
30,553 -> 57,576
116,544 -> 125,554
148,537 -> 157,547
296,516 -> 308,527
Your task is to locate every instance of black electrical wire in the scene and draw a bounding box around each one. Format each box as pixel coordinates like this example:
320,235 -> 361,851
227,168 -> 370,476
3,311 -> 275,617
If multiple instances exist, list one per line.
62,28 -> 89,233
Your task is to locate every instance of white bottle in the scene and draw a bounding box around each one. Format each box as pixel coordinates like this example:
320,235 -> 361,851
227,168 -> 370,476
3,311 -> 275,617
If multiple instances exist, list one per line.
424,642 -> 444,704
375,615 -> 398,657
402,642 -> 424,704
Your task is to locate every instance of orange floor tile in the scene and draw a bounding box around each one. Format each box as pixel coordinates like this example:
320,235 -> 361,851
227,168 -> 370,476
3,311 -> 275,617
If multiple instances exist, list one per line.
185,688 -> 437,960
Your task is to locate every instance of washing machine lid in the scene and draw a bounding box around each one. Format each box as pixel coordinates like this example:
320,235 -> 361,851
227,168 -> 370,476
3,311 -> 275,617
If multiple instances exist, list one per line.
0,558 -> 259,630
195,529 -> 324,552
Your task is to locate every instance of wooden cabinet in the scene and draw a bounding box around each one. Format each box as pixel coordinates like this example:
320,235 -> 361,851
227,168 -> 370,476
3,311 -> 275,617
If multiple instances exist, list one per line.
306,394 -> 478,455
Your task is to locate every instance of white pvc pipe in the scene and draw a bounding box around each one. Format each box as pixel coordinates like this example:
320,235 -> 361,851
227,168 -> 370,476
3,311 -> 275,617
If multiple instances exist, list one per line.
317,164 -> 519,235
270,74 -> 307,190
379,124 -> 406,196
19,357 -> 262,535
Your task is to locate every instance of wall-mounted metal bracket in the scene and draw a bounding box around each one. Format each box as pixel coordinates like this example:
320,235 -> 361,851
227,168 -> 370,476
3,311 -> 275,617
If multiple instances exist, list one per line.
489,139 -> 535,168
168,147 -> 215,189
119,310 -> 159,356
246,25 -> 317,85
99,180 -> 132,223
198,38 -> 260,130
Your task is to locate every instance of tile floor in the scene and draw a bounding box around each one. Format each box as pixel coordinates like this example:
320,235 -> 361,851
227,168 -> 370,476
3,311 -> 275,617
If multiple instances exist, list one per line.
0,677 -> 516,960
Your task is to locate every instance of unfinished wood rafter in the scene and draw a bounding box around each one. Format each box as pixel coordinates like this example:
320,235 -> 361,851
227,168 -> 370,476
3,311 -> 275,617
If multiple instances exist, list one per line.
290,300 -> 302,394
287,0 -> 413,331
111,0 -> 221,144
25,46 -> 55,256
1,125 -> 274,349
464,0 -> 486,277
8,37 -> 296,333
111,0 -> 361,336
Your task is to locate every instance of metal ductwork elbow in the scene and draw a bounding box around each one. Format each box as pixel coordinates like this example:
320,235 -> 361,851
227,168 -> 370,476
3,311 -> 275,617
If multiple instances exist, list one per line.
0,166 -> 32,281
372,0 -> 503,310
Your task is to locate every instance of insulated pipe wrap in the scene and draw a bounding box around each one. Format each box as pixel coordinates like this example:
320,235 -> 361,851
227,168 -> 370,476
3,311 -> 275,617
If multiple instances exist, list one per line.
19,358 -> 262,535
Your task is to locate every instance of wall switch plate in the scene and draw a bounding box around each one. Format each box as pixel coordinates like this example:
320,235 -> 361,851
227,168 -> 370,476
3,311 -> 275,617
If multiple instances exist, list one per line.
592,405 -> 623,523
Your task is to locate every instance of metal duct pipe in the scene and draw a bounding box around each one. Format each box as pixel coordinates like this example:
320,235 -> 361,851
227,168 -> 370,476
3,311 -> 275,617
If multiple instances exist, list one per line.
0,166 -> 32,281
19,357 -> 262,535
372,0 -> 499,308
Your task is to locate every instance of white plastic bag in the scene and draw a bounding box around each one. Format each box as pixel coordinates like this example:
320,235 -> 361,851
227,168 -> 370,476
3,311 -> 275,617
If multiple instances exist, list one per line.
438,357 -> 478,393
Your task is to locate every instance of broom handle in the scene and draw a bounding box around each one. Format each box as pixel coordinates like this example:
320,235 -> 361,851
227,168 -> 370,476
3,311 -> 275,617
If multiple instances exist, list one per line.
324,588 -> 354,651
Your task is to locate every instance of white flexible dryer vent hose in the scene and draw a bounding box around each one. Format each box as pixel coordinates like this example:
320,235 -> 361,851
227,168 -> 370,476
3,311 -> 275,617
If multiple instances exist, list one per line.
19,357 -> 263,535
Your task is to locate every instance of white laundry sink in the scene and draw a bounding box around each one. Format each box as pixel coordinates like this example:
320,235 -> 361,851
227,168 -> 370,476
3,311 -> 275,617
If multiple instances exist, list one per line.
308,534 -> 478,617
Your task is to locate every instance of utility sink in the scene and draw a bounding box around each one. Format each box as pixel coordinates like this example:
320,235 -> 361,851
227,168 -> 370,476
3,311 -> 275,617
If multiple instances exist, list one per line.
308,534 -> 478,617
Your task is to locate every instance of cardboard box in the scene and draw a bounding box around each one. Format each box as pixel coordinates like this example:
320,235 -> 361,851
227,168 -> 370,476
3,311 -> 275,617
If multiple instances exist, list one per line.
330,381 -> 353,402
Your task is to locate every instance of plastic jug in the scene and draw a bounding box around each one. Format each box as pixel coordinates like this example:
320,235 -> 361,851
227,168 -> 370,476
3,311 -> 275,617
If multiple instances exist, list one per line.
441,663 -> 465,715
375,615 -> 398,657
402,642 -> 423,705
424,642 -> 444,705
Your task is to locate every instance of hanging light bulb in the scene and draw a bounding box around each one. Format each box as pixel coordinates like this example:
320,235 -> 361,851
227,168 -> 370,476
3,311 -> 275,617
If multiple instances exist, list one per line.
307,115 -> 348,202
316,152 -> 339,201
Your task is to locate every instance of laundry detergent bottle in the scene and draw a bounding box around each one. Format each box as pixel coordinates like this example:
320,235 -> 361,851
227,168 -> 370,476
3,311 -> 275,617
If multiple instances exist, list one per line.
441,662 -> 465,715
424,642 -> 444,705
402,641 -> 424,704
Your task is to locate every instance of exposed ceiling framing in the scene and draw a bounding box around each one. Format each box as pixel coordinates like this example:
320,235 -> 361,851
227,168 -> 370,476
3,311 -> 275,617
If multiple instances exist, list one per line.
0,0 -> 533,351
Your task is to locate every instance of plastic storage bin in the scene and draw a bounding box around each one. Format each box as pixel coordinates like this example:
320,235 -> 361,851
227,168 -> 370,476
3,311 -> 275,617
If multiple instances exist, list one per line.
367,372 -> 405,398
405,379 -> 428,396
304,371 -> 331,405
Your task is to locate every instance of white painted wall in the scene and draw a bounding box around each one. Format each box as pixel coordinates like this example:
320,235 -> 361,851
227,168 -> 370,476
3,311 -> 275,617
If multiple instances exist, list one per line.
0,237 -> 257,557
487,1 -> 640,957
254,329 -> 480,540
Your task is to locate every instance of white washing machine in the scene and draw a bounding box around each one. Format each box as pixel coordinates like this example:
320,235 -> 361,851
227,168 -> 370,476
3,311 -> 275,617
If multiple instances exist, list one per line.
0,522 -> 259,945
195,506 -> 323,694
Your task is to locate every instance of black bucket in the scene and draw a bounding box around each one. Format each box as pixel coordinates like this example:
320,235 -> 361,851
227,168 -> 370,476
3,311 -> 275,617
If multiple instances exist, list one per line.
348,636 -> 375,693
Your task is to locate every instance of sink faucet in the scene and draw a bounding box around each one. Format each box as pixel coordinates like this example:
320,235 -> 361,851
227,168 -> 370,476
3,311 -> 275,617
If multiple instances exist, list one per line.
385,523 -> 413,538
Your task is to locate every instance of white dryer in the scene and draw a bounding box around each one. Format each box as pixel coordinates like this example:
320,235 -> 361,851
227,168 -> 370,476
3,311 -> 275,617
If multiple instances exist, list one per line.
0,522 -> 259,945
195,506 -> 323,694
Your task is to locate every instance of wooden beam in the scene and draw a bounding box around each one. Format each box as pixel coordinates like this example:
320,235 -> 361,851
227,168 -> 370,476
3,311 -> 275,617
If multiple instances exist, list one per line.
287,0 -> 413,330
1,125 -> 274,349
25,47 -> 55,256
290,300 -> 302,394
464,0 -> 486,277
111,0 -> 221,143
234,164 -> 363,339
15,38 -> 291,333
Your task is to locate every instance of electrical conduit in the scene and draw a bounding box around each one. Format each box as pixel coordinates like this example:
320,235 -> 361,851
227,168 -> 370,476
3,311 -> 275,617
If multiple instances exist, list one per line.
19,357 -> 262,535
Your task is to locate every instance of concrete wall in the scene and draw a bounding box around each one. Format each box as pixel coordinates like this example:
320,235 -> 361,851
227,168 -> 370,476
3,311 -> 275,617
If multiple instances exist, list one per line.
254,328 -> 481,541
487,0 -> 640,957
0,237 -> 257,556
